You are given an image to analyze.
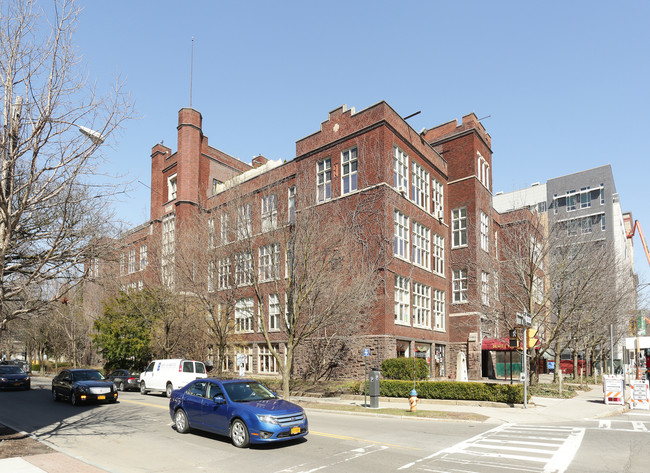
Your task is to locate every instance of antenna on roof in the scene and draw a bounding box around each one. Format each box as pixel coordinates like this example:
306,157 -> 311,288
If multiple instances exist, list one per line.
190,37 -> 194,108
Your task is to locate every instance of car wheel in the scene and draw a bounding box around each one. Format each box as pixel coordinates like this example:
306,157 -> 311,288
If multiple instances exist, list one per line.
71,392 -> 78,406
140,381 -> 148,395
174,409 -> 190,434
52,389 -> 59,401
230,419 -> 250,448
165,383 -> 173,398
119,381 -> 125,392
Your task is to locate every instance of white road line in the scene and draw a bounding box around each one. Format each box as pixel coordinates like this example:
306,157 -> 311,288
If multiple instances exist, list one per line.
275,444 -> 388,473
598,420 -> 611,429
480,438 -> 564,448
632,421 -> 648,431
542,428 -> 585,473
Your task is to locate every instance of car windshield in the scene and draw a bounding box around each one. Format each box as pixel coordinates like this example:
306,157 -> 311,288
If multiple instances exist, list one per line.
72,370 -> 105,381
224,382 -> 276,402
0,366 -> 23,374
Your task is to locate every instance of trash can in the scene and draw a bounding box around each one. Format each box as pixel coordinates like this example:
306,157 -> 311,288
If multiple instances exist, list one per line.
369,368 -> 380,408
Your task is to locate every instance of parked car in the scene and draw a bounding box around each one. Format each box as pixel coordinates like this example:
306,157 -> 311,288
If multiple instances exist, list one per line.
1,359 -> 31,373
107,369 -> 140,391
169,378 -> 308,448
0,365 -> 30,390
140,359 -> 207,397
52,369 -> 118,405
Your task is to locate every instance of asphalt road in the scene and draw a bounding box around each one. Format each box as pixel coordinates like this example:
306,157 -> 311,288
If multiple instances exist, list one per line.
1,380 -> 650,472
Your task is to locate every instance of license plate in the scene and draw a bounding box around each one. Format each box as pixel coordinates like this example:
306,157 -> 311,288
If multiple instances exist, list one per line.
97,395 -> 106,400
14,382 -> 21,386
290,426 -> 300,435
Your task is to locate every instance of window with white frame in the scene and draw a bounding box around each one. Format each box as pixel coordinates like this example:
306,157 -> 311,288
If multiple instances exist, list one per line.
259,244 -> 280,282
341,147 -> 358,194
451,208 -> 467,247
452,269 -> 468,303
566,190 -> 577,211
317,158 -> 331,202
269,294 -> 281,331
481,271 -> 490,306
411,162 -> 430,211
433,289 -> 445,330
432,178 -> 444,218
432,233 -> 444,276
477,152 -> 489,188
413,282 -> 431,328
208,261 -> 215,292
600,184 -> 605,205
258,343 -> 280,374
234,252 -> 252,286
394,210 -> 409,259
235,299 -> 254,333
140,245 -> 148,270
394,275 -> 410,324
128,248 -> 136,274
162,214 -> 176,288
288,186 -> 296,223
261,194 -> 278,232
580,187 -> 591,208
393,145 -> 409,192
220,213 -> 229,244
480,211 -> 489,252
601,214 -> 606,230
412,222 -> 431,270
567,219 -> 578,236
581,216 -> 592,234
208,217 -> 215,249
237,204 -> 252,239
167,174 -> 177,201
218,258 -> 231,289
138,280 -> 143,291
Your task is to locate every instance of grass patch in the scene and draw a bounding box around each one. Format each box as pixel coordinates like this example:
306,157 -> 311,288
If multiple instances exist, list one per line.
294,400 -> 488,422
529,383 -> 579,398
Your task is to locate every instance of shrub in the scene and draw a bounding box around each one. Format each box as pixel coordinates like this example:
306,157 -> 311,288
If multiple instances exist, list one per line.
378,380 -> 527,404
381,357 -> 429,380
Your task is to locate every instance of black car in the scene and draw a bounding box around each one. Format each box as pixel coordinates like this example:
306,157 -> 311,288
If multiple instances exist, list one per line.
52,369 -> 118,405
107,369 -> 140,391
0,365 -> 30,390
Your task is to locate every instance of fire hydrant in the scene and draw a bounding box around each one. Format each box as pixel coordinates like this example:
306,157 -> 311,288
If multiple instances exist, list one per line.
409,389 -> 418,412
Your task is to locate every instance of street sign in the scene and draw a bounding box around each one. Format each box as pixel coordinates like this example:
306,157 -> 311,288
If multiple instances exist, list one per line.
631,379 -> 650,410
363,348 -> 370,357
517,312 -> 531,326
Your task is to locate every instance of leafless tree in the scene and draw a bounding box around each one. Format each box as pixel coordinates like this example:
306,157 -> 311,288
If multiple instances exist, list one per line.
0,0 -> 133,337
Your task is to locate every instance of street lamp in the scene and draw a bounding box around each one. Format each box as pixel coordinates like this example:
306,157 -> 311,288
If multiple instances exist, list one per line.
78,125 -> 105,145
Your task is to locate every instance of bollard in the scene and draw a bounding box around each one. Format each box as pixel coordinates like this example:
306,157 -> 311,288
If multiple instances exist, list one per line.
409,389 -> 418,412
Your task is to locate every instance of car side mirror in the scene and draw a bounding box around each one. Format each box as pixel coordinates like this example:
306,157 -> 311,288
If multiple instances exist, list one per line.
213,395 -> 226,405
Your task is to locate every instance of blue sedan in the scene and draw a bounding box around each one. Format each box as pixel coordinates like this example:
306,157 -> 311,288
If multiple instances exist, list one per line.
0,365 -> 30,390
169,378 -> 308,448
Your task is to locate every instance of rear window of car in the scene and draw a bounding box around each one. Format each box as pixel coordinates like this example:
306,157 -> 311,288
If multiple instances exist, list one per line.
195,362 -> 206,374
182,361 -> 194,373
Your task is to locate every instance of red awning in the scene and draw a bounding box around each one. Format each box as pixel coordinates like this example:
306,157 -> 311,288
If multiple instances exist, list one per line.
482,337 -> 514,351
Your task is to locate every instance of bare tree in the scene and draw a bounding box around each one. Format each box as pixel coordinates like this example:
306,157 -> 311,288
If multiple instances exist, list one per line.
0,0 -> 133,335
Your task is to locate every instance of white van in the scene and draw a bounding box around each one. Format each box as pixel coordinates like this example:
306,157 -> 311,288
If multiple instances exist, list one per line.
139,359 -> 207,397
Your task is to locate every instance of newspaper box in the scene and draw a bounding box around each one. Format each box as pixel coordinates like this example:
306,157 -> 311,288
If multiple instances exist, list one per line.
603,375 -> 625,405
630,379 -> 650,410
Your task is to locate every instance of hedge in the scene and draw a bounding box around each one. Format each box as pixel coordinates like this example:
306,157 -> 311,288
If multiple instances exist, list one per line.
381,357 -> 429,380
358,380 -> 527,404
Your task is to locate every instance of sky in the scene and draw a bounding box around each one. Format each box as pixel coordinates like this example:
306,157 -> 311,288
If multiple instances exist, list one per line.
71,1 -> 650,294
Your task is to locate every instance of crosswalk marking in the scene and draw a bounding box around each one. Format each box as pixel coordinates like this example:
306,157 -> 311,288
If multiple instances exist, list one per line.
585,418 -> 650,433
274,444 -> 388,473
632,421 -> 648,431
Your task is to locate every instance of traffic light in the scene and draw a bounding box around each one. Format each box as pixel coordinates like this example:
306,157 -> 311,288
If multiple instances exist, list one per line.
630,319 -> 637,336
509,329 -> 518,348
527,329 -> 538,349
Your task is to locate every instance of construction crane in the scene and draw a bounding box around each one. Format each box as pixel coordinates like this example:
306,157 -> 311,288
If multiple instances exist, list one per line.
627,220 -> 650,268
626,220 -> 650,379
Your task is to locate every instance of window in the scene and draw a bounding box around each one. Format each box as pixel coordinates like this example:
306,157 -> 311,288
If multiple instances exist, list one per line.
341,147 -> 358,194
432,178 -> 444,218
452,269 -> 468,303
207,261 -> 215,292
433,289 -> 445,330
451,208 -> 467,247
481,271 -> 490,306
494,272 -> 499,301
259,244 -> 280,282
394,210 -> 409,259
167,174 -> 177,201
411,162 -> 430,211
394,275 -> 410,324
566,191 -> 577,211
218,258 -> 231,289
413,282 -> 431,328
138,280 -> 143,291
212,178 -> 221,195
288,186 -> 296,223
235,298 -> 254,333
317,158 -> 331,202
393,146 -> 408,191
601,214 -> 606,231
567,220 -> 578,236
477,152 -> 489,188
220,213 -> 229,244
208,217 -> 215,249
140,245 -> 148,270
237,204 -> 252,239
234,252 -> 252,286
412,222 -> 430,270
269,294 -> 280,331
480,211 -> 489,252
581,217 -> 592,234
533,275 -> 543,305
537,201 -> 547,213
128,248 -> 136,274
261,194 -> 278,232
600,184 -> 605,205
432,233 -> 444,275
162,214 -> 176,288
580,187 -> 591,208
258,344 -> 280,374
